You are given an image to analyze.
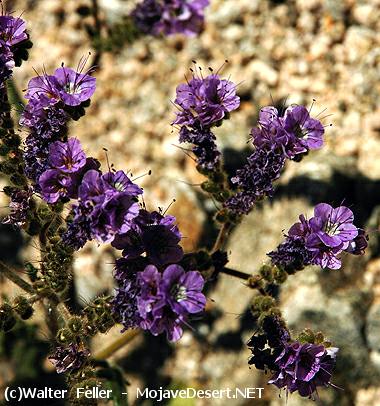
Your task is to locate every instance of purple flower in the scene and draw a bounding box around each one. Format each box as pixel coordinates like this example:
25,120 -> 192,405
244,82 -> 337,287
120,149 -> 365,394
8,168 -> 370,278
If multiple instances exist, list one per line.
161,264 -> 206,314
2,188 -> 33,227
179,126 -> 221,171
21,98 -> 69,185
131,0 -> 163,34
62,201 -> 93,250
225,147 -> 285,214
136,264 -> 206,341
54,66 -> 96,106
24,74 -> 61,107
136,265 -> 163,329
157,0 -> 209,37
248,316 -> 290,371
79,170 -> 142,202
0,16 -> 27,46
271,204 -> 365,270
174,73 -> 240,128
112,210 -> 183,267
90,194 -> 140,243
48,344 -> 90,374
112,258 -> 148,330
268,236 -> 313,273
253,105 -> 324,159
38,138 -> 99,204
132,0 -> 209,37
284,105 -> 324,151
0,40 -> 14,84
74,170 -> 142,243
39,169 -> 73,203
49,138 -> 86,173
345,229 -> 368,256
268,342 -> 338,398
24,65 -> 96,108
308,204 -> 358,248
305,203 -> 358,269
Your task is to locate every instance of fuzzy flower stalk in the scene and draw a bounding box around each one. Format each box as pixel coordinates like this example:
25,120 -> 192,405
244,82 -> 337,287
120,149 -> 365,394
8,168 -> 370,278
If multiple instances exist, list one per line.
225,105 -> 326,215
173,65 -> 240,173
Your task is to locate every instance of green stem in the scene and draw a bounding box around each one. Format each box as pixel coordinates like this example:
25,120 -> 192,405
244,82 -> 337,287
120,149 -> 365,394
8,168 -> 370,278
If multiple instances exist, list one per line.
93,329 -> 140,360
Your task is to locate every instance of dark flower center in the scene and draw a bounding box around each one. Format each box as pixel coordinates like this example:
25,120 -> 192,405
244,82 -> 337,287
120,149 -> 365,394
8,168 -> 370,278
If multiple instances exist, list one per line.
171,284 -> 187,302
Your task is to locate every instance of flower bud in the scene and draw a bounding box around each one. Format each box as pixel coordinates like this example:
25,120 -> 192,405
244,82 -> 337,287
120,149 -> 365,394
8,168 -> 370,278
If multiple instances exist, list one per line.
259,264 -> 274,282
195,164 -> 211,176
13,296 -> 34,320
273,266 -> 288,284
97,312 -> 115,333
56,327 -> 74,344
0,160 -> 16,175
25,262 -> 39,282
83,323 -> 98,337
214,190 -> 230,203
194,250 -> 212,271
297,328 -> 315,344
250,295 -> 275,316
0,304 -> 17,331
3,186 -> 16,197
323,340 -> 332,348
247,275 -> 264,290
260,296 -> 276,312
314,331 -> 324,344
201,181 -> 221,193
267,307 -> 282,318
68,317 -> 83,334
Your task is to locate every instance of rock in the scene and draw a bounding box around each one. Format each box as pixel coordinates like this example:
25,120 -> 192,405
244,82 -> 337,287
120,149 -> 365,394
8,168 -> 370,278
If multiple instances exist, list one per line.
344,27 -> 375,63
246,60 -> 278,86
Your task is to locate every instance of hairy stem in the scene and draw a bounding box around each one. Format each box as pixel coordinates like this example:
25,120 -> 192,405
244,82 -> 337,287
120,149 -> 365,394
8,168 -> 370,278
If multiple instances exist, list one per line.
0,260 -> 35,294
211,221 -> 233,253
93,329 -> 140,360
220,267 -> 251,280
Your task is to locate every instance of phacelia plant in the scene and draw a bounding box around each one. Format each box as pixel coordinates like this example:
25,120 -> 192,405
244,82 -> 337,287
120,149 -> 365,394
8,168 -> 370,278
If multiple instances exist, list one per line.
0,5 -> 369,405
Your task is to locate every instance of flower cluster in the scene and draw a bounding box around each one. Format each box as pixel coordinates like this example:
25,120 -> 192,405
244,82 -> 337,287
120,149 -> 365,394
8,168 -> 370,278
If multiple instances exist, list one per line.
113,261 -> 206,341
173,70 -> 240,171
48,343 -> 90,374
225,147 -> 286,214
269,342 -> 338,398
2,187 -> 33,227
225,105 -> 325,215
132,0 -> 209,37
63,169 -> 142,248
112,209 -> 183,266
269,203 -> 368,270
248,317 -> 338,398
111,207 -> 206,341
0,14 -> 29,85
20,63 -> 96,184
254,105 -> 324,159
39,138 -> 99,203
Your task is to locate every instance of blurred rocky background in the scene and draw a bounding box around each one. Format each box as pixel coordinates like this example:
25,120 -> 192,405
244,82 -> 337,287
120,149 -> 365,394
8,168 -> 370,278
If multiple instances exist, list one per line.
1,0 -> 380,405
